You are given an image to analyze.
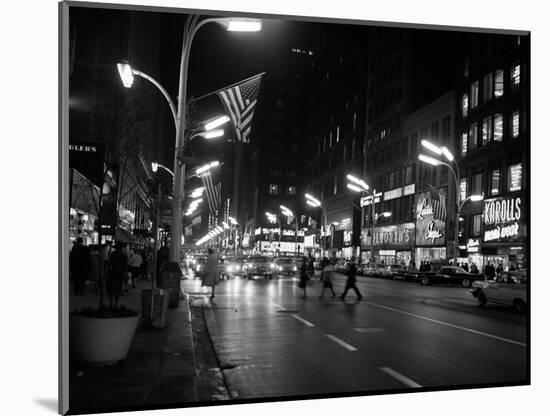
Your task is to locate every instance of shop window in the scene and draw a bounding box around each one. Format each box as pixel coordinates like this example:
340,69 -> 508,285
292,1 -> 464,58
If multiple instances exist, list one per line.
494,69 -> 504,97
471,214 -> 482,236
461,132 -> 468,155
470,81 -> 479,109
494,114 -> 503,141
512,62 -> 521,89
269,184 -> 279,195
472,172 -> 483,195
461,93 -> 469,117
508,163 -> 522,192
482,116 -> 492,145
460,178 -> 467,201
469,123 -> 478,150
490,169 -> 500,196
512,110 -> 520,138
483,72 -> 493,102
287,186 -> 296,195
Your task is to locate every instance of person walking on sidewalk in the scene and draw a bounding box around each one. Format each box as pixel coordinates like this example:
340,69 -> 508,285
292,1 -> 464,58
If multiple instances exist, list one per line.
298,256 -> 308,299
340,257 -> 362,300
69,237 -> 90,295
106,242 -> 128,308
128,247 -> 143,288
202,248 -> 219,299
319,258 -> 336,298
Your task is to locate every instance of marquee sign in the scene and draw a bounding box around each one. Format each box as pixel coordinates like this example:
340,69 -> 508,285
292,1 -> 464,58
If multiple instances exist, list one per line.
482,195 -> 524,243
415,190 -> 447,246
360,222 -> 415,248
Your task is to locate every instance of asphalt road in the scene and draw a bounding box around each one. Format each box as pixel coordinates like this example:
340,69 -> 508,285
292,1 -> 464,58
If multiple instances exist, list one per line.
182,271 -> 528,401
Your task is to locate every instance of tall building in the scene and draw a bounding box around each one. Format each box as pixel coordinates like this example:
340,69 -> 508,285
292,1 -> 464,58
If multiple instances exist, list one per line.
454,33 -> 529,270
361,27 -> 459,264
304,23 -> 369,259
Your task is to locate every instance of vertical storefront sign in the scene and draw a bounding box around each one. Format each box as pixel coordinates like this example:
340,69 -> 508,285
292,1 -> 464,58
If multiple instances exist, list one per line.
415,190 -> 446,246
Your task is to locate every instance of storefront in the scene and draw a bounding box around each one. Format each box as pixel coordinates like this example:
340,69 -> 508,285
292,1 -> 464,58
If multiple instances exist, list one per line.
415,190 -> 447,265
481,193 -> 526,270
360,222 -> 415,265
69,169 -> 100,245
253,227 -> 306,256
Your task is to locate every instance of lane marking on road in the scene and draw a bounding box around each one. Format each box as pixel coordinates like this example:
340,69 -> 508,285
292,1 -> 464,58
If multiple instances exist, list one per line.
292,314 -> 315,327
379,367 -> 423,388
366,302 -> 526,347
325,334 -> 357,351
353,327 -> 386,333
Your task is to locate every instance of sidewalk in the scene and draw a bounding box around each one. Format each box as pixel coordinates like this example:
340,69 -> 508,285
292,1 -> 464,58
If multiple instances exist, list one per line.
68,279 -> 198,414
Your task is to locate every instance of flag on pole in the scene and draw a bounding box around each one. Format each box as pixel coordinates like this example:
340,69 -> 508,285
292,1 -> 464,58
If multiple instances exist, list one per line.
217,73 -> 264,143
200,172 -> 222,214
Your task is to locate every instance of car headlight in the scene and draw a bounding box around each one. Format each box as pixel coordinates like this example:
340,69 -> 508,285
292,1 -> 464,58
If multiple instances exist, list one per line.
228,265 -> 234,272
278,266 -> 283,271
236,265 -> 241,271
270,263 -> 276,268
293,266 -> 297,271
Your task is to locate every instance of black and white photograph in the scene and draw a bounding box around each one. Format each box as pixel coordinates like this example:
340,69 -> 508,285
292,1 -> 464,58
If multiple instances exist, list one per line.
57,1 -> 533,414
6,0 -> 550,415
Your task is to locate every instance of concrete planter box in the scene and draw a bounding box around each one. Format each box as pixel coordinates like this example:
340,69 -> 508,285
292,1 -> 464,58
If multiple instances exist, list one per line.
70,314 -> 139,365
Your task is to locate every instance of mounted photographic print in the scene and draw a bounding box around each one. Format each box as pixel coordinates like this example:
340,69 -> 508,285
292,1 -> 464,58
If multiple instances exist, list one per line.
59,1 -> 530,414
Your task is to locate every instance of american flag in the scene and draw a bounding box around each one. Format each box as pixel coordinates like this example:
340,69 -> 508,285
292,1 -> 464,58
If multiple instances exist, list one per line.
217,73 -> 264,143
200,171 -> 222,213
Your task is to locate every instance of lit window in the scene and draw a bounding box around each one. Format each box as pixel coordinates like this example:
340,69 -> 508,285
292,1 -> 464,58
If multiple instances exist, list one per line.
333,175 -> 338,195
512,62 -> 520,88
469,123 -> 478,150
269,184 -> 279,195
482,116 -> 492,145
512,110 -> 520,137
494,114 -> 503,141
494,70 -> 504,97
472,173 -> 482,195
336,126 -> 340,143
491,169 -> 500,196
461,132 -> 468,155
460,178 -> 467,201
329,132 -> 333,147
483,72 -> 493,102
353,113 -> 357,130
470,81 -> 479,108
508,163 -> 522,192
462,93 -> 469,117
287,186 -> 296,195
472,214 -> 482,236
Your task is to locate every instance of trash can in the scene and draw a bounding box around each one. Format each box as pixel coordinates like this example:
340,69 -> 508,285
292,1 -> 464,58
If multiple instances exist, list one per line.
141,288 -> 169,328
159,261 -> 183,308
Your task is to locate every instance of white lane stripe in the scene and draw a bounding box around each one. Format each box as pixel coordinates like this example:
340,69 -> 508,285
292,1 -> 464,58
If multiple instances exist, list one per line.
353,328 -> 386,333
292,314 -> 315,327
366,302 -> 526,347
379,367 -> 423,388
325,334 -> 357,351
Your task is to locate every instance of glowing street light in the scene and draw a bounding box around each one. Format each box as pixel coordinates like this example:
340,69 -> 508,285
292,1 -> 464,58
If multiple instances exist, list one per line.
418,154 -> 442,166
204,115 -> 230,131
347,183 -> 363,193
421,139 -> 443,155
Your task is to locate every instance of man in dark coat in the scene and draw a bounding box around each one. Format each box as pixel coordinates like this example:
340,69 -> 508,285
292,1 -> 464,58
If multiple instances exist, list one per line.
69,238 -> 90,295
106,242 -> 128,308
340,257 -> 362,300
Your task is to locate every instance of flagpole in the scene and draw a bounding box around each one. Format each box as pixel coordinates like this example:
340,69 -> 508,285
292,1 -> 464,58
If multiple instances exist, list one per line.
187,72 -> 266,105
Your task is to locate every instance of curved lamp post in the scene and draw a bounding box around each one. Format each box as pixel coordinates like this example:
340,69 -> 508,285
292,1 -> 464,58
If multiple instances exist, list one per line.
419,139 -> 483,262
118,15 -> 261,264
305,193 -> 327,257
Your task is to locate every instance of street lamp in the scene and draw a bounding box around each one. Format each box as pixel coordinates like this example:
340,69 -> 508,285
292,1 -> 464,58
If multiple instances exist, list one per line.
151,162 -> 174,177
280,205 -> 300,255
418,139 -> 484,262
118,15 -> 262,265
305,193 -> 327,257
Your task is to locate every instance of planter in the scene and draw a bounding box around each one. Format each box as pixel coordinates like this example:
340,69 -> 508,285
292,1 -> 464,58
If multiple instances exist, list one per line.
70,313 -> 139,365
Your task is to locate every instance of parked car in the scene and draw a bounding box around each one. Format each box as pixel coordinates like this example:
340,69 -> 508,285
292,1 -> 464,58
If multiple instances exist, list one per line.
419,265 -> 481,287
470,271 -> 527,312
388,264 -> 408,279
243,256 -> 276,279
274,257 -> 298,276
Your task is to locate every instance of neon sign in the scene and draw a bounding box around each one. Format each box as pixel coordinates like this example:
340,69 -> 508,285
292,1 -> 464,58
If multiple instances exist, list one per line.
483,196 -> 523,243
